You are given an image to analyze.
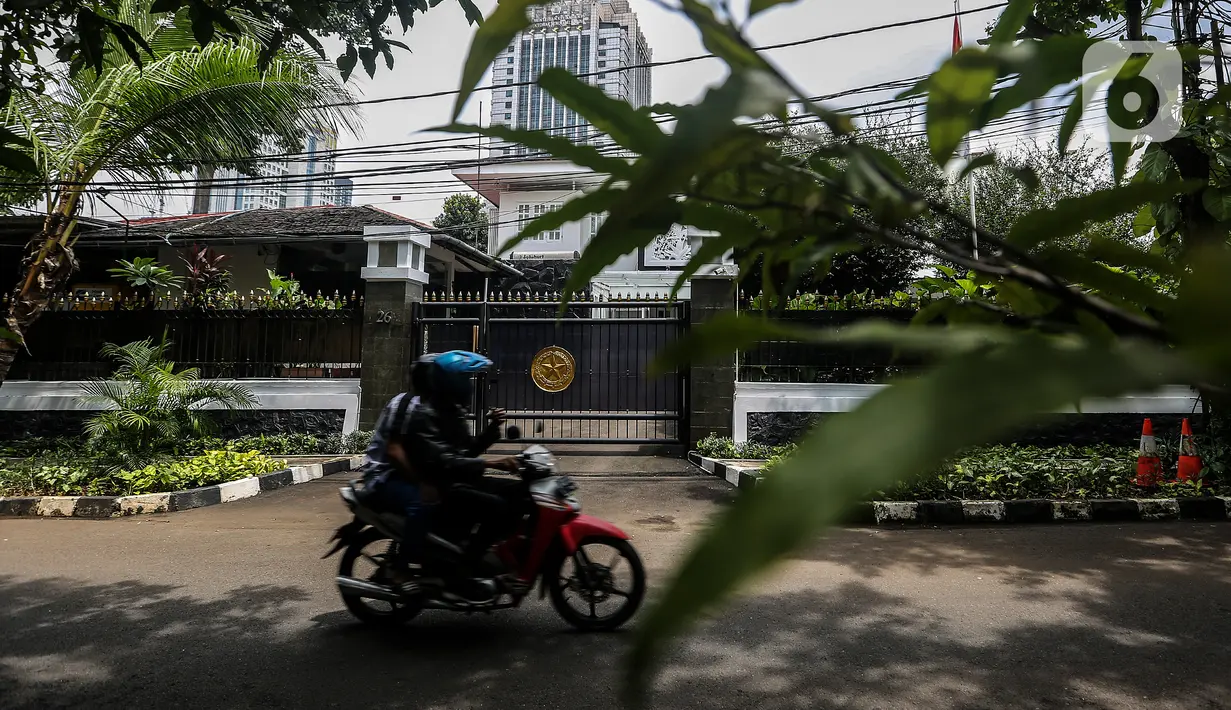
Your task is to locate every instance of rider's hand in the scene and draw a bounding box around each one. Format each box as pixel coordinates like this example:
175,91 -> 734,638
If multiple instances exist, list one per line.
486,408 -> 507,428
488,456 -> 519,473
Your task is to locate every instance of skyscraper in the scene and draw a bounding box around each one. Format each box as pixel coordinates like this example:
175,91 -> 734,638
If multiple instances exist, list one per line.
489,0 -> 651,155
201,129 -> 343,213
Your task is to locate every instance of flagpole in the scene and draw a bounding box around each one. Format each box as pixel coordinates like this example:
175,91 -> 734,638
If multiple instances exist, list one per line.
954,0 -> 979,260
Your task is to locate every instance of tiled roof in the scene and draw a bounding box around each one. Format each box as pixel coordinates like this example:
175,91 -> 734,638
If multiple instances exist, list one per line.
88,205 -> 430,241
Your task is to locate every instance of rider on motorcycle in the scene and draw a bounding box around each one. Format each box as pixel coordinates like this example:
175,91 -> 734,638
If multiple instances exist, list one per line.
373,350 -> 519,600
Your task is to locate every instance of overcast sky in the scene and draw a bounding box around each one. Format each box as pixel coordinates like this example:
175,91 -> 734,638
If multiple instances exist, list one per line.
94,0 -> 1014,221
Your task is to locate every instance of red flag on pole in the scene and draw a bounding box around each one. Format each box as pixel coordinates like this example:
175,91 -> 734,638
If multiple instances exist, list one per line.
952,12 -> 963,55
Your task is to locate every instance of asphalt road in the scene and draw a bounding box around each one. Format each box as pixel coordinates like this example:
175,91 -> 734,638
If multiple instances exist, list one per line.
2,471 -> 1230,710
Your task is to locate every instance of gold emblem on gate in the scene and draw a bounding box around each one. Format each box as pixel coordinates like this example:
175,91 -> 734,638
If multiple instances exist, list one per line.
531,346 -> 576,393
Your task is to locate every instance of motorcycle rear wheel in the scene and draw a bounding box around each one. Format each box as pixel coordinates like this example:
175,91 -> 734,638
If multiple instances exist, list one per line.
338,528 -> 422,625
548,536 -> 645,631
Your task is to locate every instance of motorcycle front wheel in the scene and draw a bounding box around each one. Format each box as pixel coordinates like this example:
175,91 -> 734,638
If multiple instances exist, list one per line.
548,536 -> 645,631
338,528 -> 422,625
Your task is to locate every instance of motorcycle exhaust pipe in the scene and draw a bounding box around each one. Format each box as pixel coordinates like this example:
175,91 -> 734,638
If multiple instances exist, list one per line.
336,576 -> 403,603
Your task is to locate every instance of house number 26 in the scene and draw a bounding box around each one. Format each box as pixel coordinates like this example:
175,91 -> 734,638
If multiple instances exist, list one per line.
375,310 -> 396,324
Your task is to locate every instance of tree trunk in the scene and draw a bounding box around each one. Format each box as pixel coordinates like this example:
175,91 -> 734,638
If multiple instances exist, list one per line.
0,189 -> 82,385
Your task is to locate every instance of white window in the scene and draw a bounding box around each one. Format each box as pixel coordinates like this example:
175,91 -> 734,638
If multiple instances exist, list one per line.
585,211 -> 607,241
517,203 -> 562,241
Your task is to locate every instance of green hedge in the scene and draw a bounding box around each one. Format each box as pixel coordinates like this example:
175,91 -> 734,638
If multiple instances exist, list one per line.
0,450 -> 288,497
2,431 -> 374,459
695,436 -> 1222,500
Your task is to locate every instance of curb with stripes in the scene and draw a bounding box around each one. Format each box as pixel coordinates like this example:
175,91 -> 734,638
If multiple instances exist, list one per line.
0,455 -> 365,519
687,452 -> 1231,525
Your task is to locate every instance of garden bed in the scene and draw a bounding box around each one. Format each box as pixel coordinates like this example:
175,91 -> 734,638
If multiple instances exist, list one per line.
0,455 -> 364,518
689,437 -> 1231,525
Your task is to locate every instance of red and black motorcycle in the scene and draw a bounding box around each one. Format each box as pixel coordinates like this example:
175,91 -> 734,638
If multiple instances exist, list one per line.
327,431 -> 646,631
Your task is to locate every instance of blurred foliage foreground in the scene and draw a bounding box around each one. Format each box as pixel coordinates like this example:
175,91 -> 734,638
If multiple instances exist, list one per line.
444,0 -> 1231,700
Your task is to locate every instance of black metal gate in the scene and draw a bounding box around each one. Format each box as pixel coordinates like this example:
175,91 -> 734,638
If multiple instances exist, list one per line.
412,293 -> 689,445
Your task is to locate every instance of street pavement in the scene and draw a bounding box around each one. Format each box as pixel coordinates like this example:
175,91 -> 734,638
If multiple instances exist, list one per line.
2,470 -> 1230,710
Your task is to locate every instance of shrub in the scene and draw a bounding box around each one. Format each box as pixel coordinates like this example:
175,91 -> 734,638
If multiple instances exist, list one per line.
0,436 -> 84,458
116,450 -> 287,495
713,439 -> 1225,500
694,434 -> 792,461
82,335 -> 256,470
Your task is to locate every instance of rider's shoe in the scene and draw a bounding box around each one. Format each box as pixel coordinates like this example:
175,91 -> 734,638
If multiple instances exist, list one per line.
442,577 -> 497,605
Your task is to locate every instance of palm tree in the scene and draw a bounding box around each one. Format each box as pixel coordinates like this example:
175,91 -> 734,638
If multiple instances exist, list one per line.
0,0 -> 359,383
82,335 -> 258,470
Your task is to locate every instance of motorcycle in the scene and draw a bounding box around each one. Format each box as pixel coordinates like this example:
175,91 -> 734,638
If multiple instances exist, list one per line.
326,426 -> 646,631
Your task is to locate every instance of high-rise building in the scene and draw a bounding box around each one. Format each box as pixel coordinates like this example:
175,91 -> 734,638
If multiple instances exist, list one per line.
331,177 -> 354,207
201,129 -> 343,213
489,0 -> 651,154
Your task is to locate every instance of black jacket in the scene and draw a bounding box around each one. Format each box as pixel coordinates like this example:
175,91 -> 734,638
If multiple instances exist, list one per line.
397,399 -> 499,488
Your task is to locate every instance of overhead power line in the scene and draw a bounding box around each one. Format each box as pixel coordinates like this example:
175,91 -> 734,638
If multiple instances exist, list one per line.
314,2 -> 1010,109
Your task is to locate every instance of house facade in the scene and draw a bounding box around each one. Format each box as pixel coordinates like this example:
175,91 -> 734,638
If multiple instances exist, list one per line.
451,159 -> 731,299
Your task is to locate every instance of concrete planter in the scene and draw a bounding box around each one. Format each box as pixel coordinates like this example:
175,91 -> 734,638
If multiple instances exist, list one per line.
687,452 -> 1231,526
0,455 -> 364,519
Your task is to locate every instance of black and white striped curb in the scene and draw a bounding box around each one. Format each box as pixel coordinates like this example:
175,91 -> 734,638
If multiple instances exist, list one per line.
0,455 -> 364,518
687,452 -> 765,489
687,453 -> 1231,524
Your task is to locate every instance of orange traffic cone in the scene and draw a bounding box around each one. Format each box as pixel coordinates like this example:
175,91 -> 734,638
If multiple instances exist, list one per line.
1136,418 -> 1163,487
1177,418 -> 1203,483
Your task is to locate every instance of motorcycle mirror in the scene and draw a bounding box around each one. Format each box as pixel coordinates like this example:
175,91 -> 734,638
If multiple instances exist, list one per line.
505,425 -> 521,441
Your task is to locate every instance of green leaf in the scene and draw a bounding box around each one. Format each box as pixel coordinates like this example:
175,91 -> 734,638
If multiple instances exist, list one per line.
1034,248 -> 1172,311
989,0 -> 1033,45
1201,187 -> 1231,222
1131,205 -> 1156,238
538,68 -> 665,154
440,122 -> 633,176
0,326 -> 22,345
680,0 -> 764,71
1174,246 -> 1231,372
188,1 -> 214,47
1059,77 -> 1102,151
358,47 -> 378,78
1136,143 -> 1175,182
926,49 -> 1001,163
1006,179 -> 1204,250
628,332 -> 1192,700
338,44 -> 359,81
748,0 -> 795,16
457,0 -> 484,25
0,144 -> 38,175
1109,137 -> 1133,185
957,152 -> 997,182
980,37 -> 1097,128
499,189 -> 625,257
1006,164 -> 1040,191
1086,237 -> 1177,277
452,0 -> 544,120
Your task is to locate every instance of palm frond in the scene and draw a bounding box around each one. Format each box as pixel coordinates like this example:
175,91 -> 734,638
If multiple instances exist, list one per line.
80,379 -> 132,408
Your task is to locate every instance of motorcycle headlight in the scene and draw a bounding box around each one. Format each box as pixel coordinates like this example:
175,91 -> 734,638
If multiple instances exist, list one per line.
523,445 -> 557,471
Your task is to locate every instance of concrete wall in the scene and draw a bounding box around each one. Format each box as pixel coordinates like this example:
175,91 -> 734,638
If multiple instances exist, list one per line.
731,381 -> 1204,447
0,378 -> 361,434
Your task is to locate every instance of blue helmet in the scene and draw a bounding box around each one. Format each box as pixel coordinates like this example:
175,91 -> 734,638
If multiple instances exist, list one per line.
426,350 -> 491,407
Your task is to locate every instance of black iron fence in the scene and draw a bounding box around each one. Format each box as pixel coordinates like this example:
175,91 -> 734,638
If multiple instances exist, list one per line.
415,292 -> 689,445
9,299 -> 363,380
737,309 -> 927,383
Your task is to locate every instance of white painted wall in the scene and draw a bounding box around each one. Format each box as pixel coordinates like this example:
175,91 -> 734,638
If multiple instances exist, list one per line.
0,379 -> 362,434
731,382 -> 1203,444
494,189 -> 588,256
